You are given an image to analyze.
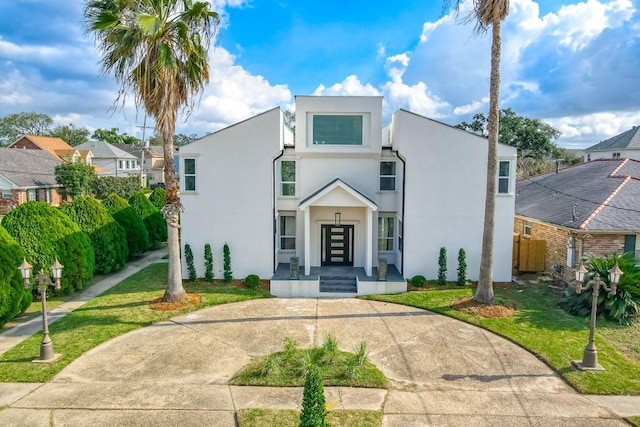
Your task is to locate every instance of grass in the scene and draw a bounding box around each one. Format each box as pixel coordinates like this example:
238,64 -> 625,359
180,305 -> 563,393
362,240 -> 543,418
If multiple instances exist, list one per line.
365,283 -> 640,395
0,262 -> 270,383
237,409 -> 382,427
628,416 -> 640,426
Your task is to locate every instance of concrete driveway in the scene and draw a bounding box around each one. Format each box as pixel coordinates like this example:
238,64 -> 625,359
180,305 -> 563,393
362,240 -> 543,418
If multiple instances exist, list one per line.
0,298 -> 626,426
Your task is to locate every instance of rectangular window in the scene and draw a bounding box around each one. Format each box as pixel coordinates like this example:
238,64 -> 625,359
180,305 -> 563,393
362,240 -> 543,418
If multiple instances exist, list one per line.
398,219 -> 403,252
498,161 -> 510,194
624,235 -> 638,260
313,115 -> 363,145
281,160 -> 296,196
378,215 -> 395,251
184,158 -> 196,191
27,189 -> 37,201
587,154 -> 591,161
567,236 -> 576,268
1,189 -> 11,199
523,221 -> 532,237
613,152 -> 621,159
380,161 -> 396,191
118,160 -> 124,169
280,215 -> 296,250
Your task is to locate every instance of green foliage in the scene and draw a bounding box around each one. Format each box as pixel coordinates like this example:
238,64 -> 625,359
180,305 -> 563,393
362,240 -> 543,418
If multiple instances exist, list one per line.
92,176 -> 141,200
204,243 -> 214,282
128,191 -> 167,249
223,242 -> 233,282
560,253 -> 640,325
438,247 -> 447,286
1,202 -> 95,295
0,226 -> 32,327
54,162 -> 96,198
61,196 -> 128,274
148,187 -> 166,211
147,133 -> 198,146
184,244 -> 196,282
299,364 -> 328,427
0,112 -> 53,146
284,336 -> 298,354
102,193 -> 150,258
92,128 -> 140,145
409,275 -> 426,287
457,248 -> 467,286
49,123 -> 90,146
245,274 -> 260,289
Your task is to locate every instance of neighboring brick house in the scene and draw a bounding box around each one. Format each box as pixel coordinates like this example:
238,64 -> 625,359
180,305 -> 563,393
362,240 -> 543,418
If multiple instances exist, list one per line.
9,135 -> 94,165
515,159 -> 640,282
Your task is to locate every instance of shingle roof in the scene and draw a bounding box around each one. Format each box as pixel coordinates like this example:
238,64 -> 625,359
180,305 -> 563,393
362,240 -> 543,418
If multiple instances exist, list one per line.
585,126 -> 640,151
516,159 -> 640,231
75,140 -> 138,160
0,147 -> 61,188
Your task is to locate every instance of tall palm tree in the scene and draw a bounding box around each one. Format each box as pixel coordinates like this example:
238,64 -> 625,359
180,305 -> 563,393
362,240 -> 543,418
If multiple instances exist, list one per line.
84,0 -> 219,302
446,0 -> 510,303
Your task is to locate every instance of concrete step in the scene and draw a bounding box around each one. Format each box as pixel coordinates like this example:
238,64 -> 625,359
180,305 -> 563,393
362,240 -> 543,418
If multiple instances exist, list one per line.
319,276 -> 357,293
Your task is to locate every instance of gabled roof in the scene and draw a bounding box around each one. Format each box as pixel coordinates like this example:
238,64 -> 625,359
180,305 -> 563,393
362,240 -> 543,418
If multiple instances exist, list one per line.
0,147 -> 61,188
516,159 -> 640,231
585,126 -> 640,152
9,135 -> 73,160
299,178 -> 378,211
75,140 -> 139,160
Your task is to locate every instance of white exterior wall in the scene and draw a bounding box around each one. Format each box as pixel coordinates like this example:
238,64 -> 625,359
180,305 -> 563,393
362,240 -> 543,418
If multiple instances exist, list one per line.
180,108 -> 283,279
92,158 -> 140,177
391,110 -> 516,282
584,150 -> 640,161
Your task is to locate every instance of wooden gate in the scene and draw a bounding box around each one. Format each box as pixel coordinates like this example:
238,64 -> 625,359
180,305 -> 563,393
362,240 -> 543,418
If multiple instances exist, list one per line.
513,234 -> 546,273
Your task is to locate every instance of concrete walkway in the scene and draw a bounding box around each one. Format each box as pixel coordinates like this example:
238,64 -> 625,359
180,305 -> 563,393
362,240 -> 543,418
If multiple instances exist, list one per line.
0,297 -> 636,426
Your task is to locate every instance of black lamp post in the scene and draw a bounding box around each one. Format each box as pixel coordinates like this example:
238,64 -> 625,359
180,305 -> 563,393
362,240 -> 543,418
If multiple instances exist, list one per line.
18,258 -> 64,362
572,261 -> 622,371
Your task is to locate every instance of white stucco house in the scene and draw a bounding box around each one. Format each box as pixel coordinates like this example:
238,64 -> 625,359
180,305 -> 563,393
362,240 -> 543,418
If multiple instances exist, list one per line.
179,96 -> 516,297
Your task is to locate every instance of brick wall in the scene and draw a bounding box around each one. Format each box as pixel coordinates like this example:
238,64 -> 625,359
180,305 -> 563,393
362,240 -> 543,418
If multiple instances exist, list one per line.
10,138 -> 39,150
582,234 -> 627,257
0,188 -> 65,213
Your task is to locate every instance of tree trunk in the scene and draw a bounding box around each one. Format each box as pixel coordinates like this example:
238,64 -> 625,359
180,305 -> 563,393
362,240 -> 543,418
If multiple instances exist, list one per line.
475,18 -> 502,304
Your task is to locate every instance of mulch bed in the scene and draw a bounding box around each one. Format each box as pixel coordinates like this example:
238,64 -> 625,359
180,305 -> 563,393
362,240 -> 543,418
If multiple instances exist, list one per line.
149,292 -> 202,311
450,296 -> 516,318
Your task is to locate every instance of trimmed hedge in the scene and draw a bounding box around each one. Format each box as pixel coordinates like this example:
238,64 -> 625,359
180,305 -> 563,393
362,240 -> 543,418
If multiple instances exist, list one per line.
92,176 -> 141,200
1,202 -> 95,295
128,191 -> 167,249
148,187 -> 166,211
102,193 -> 150,259
0,225 -> 32,328
61,196 -> 129,274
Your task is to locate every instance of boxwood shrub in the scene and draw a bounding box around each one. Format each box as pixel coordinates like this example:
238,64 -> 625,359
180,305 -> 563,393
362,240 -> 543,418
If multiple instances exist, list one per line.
61,196 -> 129,274
148,187 -> 166,212
0,225 -> 32,328
1,202 -> 95,295
102,193 -> 150,259
129,191 -> 167,249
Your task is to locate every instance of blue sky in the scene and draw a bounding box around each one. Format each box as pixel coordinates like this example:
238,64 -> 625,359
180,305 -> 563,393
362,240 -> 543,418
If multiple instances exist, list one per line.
0,0 -> 638,148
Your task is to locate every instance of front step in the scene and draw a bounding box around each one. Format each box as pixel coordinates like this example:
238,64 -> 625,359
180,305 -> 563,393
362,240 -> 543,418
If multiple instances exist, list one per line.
319,275 -> 357,293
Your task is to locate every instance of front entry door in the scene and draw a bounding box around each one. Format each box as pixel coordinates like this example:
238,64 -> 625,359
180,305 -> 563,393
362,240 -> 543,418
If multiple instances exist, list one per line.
321,225 -> 354,266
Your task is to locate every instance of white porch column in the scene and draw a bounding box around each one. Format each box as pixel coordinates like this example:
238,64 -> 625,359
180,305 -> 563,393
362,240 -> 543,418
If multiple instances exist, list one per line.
304,207 -> 311,276
365,208 -> 373,276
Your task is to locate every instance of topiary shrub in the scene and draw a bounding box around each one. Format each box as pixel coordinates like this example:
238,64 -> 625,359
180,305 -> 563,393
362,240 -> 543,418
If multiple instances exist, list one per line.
129,191 -> 167,249
0,225 -> 32,328
299,364 -> 328,427
61,196 -> 128,274
438,247 -> 447,286
102,193 -> 150,259
409,275 -> 426,287
245,274 -> 260,289
204,243 -> 214,282
223,242 -> 233,282
184,244 -> 197,282
457,248 -> 467,286
2,202 -> 95,295
148,187 -> 166,211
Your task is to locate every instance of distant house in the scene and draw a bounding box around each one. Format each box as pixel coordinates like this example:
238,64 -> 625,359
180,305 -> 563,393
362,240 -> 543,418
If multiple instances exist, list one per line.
514,159 -> 640,282
115,144 -> 167,186
75,140 -> 140,177
9,135 -> 94,165
0,148 -> 65,213
584,126 -> 640,161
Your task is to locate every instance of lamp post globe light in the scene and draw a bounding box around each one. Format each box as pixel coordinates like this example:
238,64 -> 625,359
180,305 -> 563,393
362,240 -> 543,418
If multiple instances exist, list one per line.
18,257 -> 64,362
572,261 -> 623,371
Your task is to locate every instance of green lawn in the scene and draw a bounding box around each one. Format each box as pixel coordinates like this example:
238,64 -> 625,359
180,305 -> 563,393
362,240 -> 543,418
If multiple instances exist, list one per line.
0,263 -> 270,382
237,409 -> 382,427
365,283 -> 640,395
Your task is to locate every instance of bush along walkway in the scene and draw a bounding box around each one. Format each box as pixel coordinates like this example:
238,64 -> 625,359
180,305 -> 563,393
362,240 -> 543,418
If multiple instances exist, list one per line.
0,248 -> 168,357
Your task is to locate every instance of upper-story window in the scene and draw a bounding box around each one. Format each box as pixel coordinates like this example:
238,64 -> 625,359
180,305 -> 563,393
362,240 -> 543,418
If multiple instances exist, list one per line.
380,161 -> 396,191
613,152 -> 621,159
498,160 -> 511,194
183,158 -> 196,191
312,115 -> 363,145
281,160 -> 296,196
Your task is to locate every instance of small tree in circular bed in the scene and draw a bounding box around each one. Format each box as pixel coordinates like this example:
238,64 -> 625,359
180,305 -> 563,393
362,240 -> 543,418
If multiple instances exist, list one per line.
148,187 -> 166,211
103,193 -> 150,258
129,191 -> 167,249
0,225 -> 32,328
1,202 -> 95,295
61,196 -> 129,274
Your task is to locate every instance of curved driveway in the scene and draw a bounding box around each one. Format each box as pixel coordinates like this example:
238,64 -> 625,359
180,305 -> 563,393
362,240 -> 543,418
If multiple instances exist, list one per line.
2,298 -> 626,426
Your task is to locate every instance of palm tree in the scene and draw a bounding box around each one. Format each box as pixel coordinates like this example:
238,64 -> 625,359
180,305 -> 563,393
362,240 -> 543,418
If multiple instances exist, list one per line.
84,0 -> 219,302
446,0 -> 510,303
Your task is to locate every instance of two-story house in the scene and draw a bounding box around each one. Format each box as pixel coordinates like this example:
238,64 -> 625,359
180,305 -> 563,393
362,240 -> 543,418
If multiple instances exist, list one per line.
179,96 -> 516,297
75,140 -> 141,177
584,126 -> 640,161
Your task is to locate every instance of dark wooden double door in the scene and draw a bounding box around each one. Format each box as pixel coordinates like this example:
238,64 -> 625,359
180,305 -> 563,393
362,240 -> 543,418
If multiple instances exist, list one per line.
321,225 -> 354,266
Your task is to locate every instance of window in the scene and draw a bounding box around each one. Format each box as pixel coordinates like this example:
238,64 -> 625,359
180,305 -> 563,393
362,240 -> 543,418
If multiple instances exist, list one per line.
280,215 -> 296,250
587,154 -> 591,161
313,115 -> 363,145
613,152 -> 621,159
624,235 -> 640,261
183,158 -> 196,191
378,215 -> 395,251
281,160 -> 296,196
498,160 -> 510,194
398,219 -> 403,252
523,221 -> 532,237
380,161 -> 396,191
567,236 -> 576,268
118,160 -> 124,169
27,189 -> 37,201
2,189 -> 11,199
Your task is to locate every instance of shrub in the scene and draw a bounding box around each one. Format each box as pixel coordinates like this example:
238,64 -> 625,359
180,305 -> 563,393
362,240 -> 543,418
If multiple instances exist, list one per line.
223,242 -> 233,282
1,202 -> 95,295
61,196 -> 128,274
102,193 -> 150,258
438,247 -> 447,286
148,187 -> 166,211
457,248 -> 467,286
54,162 -> 96,198
409,275 -> 426,287
0,225 -> 32,328
204,243 -> 213,282
245,274 -> 260,289
299,364 -> 328,427
91,176 -> 141,200
129,191 -> 167,249
184,244 -> 196,282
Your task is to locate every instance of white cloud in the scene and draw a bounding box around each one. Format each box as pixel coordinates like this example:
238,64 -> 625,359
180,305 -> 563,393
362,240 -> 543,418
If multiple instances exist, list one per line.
313,75 -> 381,97
545,111 -> 640,147
453,97 -> 489,115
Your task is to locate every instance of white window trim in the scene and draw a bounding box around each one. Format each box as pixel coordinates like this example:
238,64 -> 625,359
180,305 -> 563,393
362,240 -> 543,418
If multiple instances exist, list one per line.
183,158 -> 197,192
2,189 -> 12,199
497,159 -> 513,195
523,220 -> 532,237
379,161 -> 396,191
378,213 -> 395,252
280,160 -> 296,197
279,213 -> 296,251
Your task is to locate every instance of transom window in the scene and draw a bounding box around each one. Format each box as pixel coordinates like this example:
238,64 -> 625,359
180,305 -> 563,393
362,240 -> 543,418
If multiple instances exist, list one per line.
280,214 -> 296,250
378,215 -> 395,251
183,158 -> 196,192
313,115 -> 363,145
498,160 -> 510,194
281,160 -> 296,196
380,161 -> 396,191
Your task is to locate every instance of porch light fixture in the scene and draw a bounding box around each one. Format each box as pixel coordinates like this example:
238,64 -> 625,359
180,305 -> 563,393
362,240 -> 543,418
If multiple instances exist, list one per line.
334,207 -> 341,226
